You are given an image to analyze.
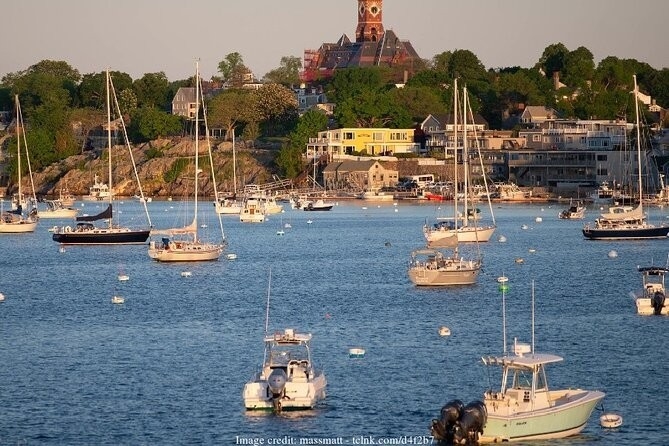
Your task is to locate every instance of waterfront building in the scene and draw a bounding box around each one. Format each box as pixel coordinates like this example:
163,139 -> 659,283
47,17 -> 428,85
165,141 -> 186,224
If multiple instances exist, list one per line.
307,127 -> 419,159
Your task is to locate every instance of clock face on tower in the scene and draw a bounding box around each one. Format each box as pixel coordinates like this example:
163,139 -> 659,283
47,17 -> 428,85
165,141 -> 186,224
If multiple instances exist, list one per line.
369,2 -> 380,16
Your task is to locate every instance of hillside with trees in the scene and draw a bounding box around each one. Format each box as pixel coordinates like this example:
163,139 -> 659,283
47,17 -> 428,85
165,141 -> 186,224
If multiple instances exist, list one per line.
1,44 -> 668,196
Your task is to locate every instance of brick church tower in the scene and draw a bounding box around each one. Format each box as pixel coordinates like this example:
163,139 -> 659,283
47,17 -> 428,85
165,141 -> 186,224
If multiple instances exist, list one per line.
356,0 -> 385,43
302,0 -> 421,82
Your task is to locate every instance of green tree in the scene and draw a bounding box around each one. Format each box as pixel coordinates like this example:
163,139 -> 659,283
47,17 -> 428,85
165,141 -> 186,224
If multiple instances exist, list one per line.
128,107 -> 183,142
218,52 -> 251,88
252,83 -> 299,137
263,56 -> 302,86
538,43 -> 570,78
207,89 -> 256,140
133,72 -> 171,109
276,109 -> 328,178
563,46 -> 595,88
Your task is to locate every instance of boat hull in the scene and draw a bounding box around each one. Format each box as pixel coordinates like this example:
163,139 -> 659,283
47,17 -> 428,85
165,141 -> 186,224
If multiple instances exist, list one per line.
425,225 -> 496,244
0,220 -> 38,233
243,373 -> 327,411
148,242 -> 223,262
52,228 -> 150,244
480,390 -> 604,443
408,266 -> 480,286
582,225 -> 669,240
38,209 -> 79,219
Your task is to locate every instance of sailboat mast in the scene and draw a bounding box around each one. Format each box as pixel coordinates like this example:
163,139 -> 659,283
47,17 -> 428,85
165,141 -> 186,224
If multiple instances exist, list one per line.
453,79 -> 459,233
633,75 -> 643,207
106,70 -> 113,228
15,95 -> 22,207
194,60 -> 200,242
232,132 -> 237,195
462,85 -> 469,228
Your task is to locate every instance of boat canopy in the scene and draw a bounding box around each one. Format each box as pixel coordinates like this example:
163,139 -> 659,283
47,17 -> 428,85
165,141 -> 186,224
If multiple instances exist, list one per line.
638,266 -> 669,274
482,353 -> 563,368
600,204 -> 643,221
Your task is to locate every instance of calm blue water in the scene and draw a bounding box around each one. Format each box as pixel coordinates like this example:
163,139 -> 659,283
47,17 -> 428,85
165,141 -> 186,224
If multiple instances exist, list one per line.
1,199 -> 668,445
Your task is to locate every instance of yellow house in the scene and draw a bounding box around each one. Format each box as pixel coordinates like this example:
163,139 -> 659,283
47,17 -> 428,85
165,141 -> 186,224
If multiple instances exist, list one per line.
307,128 -> 418,158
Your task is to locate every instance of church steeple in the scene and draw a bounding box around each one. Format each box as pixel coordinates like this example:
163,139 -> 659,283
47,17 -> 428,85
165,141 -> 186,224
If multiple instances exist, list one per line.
355,0 -> 384,43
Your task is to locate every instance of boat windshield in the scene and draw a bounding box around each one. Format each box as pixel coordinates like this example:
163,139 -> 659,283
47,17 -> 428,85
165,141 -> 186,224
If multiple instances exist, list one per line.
511,368 -> 533,389
269,344 -> 309,367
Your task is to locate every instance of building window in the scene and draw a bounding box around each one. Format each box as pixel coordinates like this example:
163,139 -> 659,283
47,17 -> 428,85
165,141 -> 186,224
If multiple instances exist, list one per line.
532,135 -> 541,142
344,132 -> 354,140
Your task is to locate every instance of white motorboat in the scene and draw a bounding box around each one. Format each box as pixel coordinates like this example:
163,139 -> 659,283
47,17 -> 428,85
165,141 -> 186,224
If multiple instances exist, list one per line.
431,281 -> 605,443
303,199 -> 334,211
634,265 -> 669,315
82,174 -> 112,201
37,199 -> 79,219
558,200 -> 586,219
408,247 -> 481,286
239,198 -> 266,223
243,328 -> 327,412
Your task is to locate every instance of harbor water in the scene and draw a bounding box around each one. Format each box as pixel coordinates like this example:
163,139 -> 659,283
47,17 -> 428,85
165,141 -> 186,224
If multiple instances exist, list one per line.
0,199 -> 667,445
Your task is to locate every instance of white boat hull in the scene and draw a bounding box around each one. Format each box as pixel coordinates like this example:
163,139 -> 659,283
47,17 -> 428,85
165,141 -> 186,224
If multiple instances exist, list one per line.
38,208 -> 79,219
243,373 -> 327,411
636,297 -> 669,315
0,220 -> 38,233
148,241 -> 223,262
425,224 -> 496,244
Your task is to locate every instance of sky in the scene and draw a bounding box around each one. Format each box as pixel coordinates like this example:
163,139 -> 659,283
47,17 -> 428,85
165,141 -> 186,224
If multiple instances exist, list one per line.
3,0 -> 668,83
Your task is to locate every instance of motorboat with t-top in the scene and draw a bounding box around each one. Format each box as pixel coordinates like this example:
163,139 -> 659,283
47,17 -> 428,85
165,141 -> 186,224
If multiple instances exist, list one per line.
243,328 -> 327,412
430,280 -> 605,443
634,265 -> 669,315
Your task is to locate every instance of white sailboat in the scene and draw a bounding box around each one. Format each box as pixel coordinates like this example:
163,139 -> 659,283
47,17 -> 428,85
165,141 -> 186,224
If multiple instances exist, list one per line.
424,81 -> 495,245
0,95 -> 39,233
148,60 -> 226,262
52,70 -> 152,244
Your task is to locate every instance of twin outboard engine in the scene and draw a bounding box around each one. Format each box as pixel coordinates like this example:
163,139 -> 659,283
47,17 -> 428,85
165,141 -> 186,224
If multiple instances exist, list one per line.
431,399 -> 464,443
652,291 -> 665,315
267,368 -> 287,412
431,400 -> 487,445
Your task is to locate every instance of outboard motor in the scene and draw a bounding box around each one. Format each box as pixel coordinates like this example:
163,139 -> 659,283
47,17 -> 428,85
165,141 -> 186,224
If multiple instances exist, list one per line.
652,291 -> 665,315
267,368 -> 287,412
454,401 -> 488,445
431,399 -> 464,443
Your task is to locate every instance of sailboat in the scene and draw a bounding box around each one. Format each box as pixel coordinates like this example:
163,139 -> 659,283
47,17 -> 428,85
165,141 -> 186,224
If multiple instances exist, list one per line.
423,82 -> 495,245
409,82 -> 482,287
52,70 -> 152,244
582,75 -> 669,240
148,60 -> 226,262
0,95 -> 39,233
214,132 -> 243,215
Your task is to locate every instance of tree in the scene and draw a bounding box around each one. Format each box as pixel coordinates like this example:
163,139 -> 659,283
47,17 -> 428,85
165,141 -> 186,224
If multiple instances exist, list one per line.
387,85 -> 448,123
207,89 -> 256,140
133,72 -> 171,109
563,46 -> 595,88
128,107 -> 183,142
251,83 -> 299,137
218,52 -> 251,88
263,56 -> 302,86
538,43 -> 570,78
334,89 -> 412,128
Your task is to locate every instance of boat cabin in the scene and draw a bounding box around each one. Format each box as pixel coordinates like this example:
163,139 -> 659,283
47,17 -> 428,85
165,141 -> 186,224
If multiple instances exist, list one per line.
263,329 -> 314,381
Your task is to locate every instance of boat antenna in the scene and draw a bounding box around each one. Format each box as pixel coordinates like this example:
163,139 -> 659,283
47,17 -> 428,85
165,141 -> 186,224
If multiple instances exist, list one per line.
497,275 -> 509,355
264,267 -> 272,336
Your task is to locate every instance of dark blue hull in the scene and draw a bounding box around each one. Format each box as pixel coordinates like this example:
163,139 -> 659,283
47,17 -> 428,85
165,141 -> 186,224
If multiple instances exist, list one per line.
52,229 -> 151,245
582,226 -> 669,240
